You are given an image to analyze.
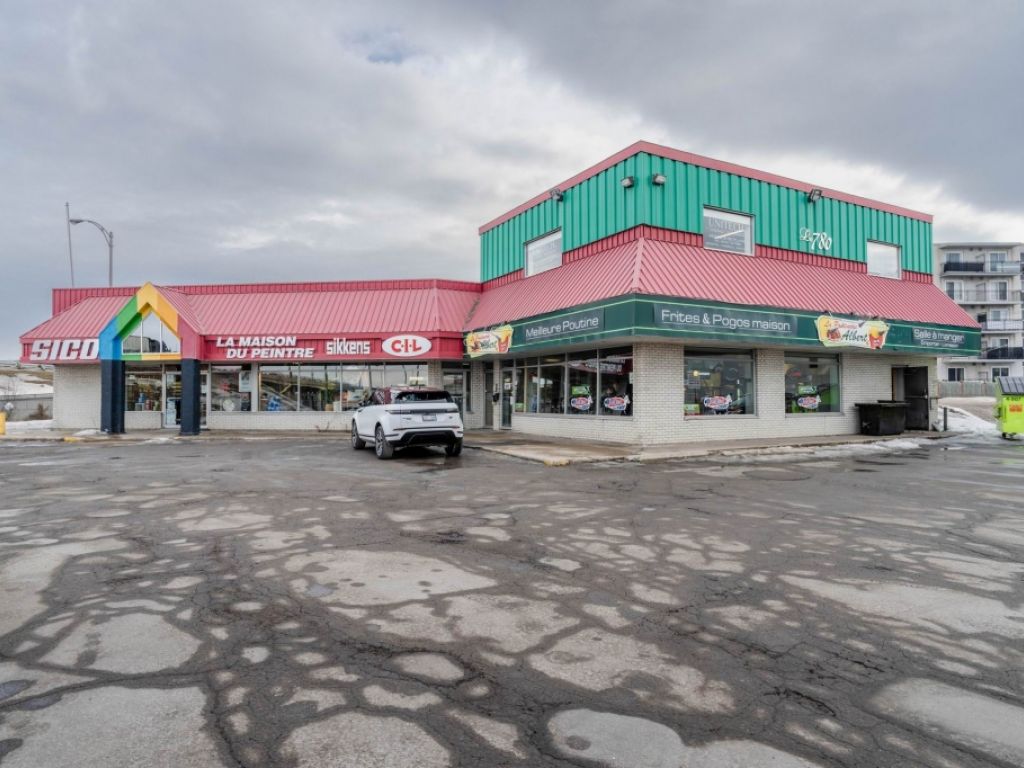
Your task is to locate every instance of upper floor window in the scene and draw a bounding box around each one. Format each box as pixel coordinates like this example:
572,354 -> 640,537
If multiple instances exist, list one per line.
867,241 -> 901,279
703,208 -> 753,255
524,230 -> 562,277
945,251 -> 962,262
989,251 -> 1007,262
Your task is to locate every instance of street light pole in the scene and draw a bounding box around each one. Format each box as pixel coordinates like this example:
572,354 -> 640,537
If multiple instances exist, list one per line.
65,202 -> 76,287
69,217 -> 114,287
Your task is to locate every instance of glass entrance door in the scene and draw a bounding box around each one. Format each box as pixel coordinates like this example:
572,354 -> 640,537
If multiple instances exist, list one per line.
442,368 -> 466,417
500,367 -> 516,428
163,369 -> 181,428
484,368 -> 494,428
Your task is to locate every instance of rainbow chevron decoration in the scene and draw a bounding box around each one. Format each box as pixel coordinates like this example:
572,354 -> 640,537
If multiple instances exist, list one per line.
99,283 -> 182,361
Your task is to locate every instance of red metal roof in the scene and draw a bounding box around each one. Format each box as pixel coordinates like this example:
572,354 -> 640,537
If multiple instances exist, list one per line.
21,296 -> 129,339
186,285 -> 479,336
25,281 -> 482,343
465,237 -> 978,330
479,140 -> 932,234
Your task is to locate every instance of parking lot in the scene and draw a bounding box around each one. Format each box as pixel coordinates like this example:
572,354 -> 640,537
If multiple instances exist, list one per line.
1,434 -> 1023,767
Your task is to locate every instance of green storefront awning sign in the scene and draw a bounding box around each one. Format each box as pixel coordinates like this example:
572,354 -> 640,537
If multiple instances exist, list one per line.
465,295 -> 980,357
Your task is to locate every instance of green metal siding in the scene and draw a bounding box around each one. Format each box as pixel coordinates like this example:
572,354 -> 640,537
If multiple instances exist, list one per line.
481,152 -> 933,281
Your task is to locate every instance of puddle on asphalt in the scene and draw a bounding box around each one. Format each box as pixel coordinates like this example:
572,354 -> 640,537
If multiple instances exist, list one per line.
425,530 -> 465,544
15,694 -> 61,711
0,680 -> 32,701
305,583 -> 334,598
414,463 -> 462,474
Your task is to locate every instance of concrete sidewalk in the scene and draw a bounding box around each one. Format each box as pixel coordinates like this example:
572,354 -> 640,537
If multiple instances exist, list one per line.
463,429 -> 948,465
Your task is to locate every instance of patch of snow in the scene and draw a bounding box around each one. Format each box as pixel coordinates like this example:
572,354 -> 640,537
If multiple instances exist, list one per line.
871,678 -> 1024,764
940,406 -> 1000,436
0,374 -> 53,396
715,438 -> 924,464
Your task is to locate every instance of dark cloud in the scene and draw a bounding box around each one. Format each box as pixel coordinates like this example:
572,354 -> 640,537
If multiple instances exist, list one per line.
1,0 -> 1021,356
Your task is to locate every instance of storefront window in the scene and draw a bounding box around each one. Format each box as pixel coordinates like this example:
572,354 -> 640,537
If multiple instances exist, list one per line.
513,348 -> 635,417
249,364 -> 431,412
442,369 -> 467,414
684,350 -> 755,416
340,366 -> 372,408
298,365 -> 338,411
538,355 -> 565,413
259,365 -> 299,411
381,364 -> 428,388
599,347 -> 633,415
785,355 -> 840,413
211,365 -> 252,412
522,359 -> 539,413
125,368 -> 162,411
567,351 -> 598,415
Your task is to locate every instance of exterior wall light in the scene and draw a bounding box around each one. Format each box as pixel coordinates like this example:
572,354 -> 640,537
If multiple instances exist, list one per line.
549,188 -> 564,202
620,176 -> 635,189
807,188 -> 823,203
652,173 -> 667,186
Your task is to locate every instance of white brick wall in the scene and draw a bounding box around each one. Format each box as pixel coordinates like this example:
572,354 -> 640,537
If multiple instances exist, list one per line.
426,360 -> 444,388
510,413 -> 641,443
207,411 -> 353,431
53,365 -> 101,430
125,411 -> 162,430
504,342 -> 938,445
463,361 -> 487,430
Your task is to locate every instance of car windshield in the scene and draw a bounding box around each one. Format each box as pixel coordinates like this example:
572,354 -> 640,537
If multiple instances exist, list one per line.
393,390 -> 452,403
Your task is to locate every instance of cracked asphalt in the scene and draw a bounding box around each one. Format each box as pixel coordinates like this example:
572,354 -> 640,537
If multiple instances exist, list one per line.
1,433 -> 1023,767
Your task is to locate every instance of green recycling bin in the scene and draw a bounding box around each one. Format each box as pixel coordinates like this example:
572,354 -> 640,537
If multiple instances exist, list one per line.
994,376 -> 1024,439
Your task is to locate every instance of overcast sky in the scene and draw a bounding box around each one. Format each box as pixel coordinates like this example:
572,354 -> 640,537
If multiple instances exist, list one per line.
2,1 -> 1022,358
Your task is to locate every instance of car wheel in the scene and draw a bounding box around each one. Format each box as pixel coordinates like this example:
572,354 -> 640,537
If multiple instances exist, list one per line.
374,425 -> 394,459
445,438 -> 463,457
351,422 -> 366,450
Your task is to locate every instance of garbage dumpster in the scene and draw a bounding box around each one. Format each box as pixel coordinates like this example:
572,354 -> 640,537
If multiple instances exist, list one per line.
994,376 -> 1024,439
855,401 -> 907,436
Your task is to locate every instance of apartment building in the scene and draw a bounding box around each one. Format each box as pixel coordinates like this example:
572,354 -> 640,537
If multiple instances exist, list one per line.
935,243 -> 1024,381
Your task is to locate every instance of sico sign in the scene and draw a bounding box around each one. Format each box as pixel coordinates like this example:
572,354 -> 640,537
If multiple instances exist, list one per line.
382,334 -> 432,358
28,338 -> 99,362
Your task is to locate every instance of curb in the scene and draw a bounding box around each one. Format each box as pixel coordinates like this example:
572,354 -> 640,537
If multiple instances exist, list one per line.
468,431 -> 955,466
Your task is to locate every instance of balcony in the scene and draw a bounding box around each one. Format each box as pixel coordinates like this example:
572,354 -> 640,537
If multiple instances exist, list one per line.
943,260 -> 1021,275
981,319 -> 1024,332
982,346 -> 1024,360
946,289 -> 1018,304
947,346 -> 1024,362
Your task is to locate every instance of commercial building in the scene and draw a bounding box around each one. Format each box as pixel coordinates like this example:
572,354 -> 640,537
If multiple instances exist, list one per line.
20,141 -> 979,443
934,242 -> 1024,382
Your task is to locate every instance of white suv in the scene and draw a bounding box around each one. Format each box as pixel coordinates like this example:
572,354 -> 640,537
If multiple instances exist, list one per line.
352,387 -> 464,459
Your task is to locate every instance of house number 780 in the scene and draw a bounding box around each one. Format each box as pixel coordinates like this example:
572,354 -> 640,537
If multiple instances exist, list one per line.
800,227 -> 832,250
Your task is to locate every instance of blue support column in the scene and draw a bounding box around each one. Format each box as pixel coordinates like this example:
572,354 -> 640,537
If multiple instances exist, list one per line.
179,359 -> 202,436
100,359 -> 125,434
